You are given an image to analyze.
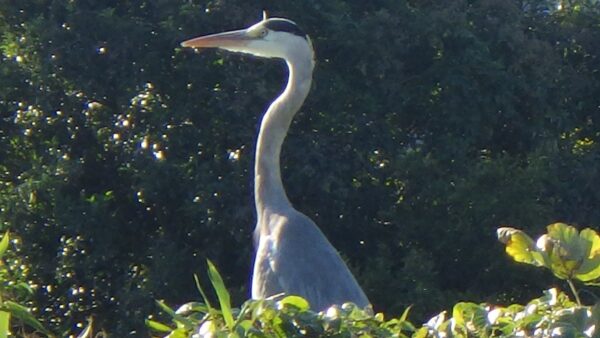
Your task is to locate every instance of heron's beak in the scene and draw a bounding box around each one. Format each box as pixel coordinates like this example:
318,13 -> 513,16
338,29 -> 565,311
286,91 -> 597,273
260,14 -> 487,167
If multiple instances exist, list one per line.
180,29 -> 250,50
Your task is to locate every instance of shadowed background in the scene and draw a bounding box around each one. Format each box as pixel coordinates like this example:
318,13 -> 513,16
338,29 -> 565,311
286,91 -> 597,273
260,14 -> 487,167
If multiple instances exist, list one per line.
1,0 -> 599,335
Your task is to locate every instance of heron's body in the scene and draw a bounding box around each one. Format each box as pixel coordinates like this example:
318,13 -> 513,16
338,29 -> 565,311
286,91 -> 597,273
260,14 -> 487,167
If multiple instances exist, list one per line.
253,209 -> 369,310
182,16 -> 369,311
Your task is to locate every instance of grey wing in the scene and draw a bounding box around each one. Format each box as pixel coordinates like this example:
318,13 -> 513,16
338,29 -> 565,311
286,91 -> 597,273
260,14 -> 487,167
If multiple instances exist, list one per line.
268,211 -> 369,310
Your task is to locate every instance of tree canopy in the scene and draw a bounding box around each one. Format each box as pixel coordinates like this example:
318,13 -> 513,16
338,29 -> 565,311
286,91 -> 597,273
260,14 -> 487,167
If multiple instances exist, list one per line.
1,0 -> 599,335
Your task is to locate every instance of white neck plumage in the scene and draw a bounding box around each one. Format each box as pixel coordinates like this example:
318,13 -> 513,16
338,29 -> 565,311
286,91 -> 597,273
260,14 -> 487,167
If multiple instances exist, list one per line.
254,46 -> 315,221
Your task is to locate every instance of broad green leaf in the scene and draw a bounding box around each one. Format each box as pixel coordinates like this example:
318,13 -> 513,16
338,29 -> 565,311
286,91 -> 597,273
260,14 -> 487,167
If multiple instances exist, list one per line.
0,232 -> 9,260
452,302 -> 487,332
207,259 -> 234,330
547,223 -> 582,261
531,251 -> 549,267
500,228 -> 540,265
579,228 -> 600,256
470,305 -> 489,330
547,223 -> 576,242
2,301 -> 50,335
504,225 -> 600,282
278,296 -> 309,311
548,254 -> 577,280
574,255 -> 600,282
0,311 -> 9,338
541,224 -> 600,280
146,319 -> 173,333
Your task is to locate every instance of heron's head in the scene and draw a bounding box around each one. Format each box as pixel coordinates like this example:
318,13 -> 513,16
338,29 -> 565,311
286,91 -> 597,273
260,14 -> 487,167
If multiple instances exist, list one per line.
181,18 -> 313,62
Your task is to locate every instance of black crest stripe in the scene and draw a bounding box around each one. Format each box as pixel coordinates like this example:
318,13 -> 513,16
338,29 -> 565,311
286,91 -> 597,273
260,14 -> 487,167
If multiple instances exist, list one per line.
264,19 -> 306,38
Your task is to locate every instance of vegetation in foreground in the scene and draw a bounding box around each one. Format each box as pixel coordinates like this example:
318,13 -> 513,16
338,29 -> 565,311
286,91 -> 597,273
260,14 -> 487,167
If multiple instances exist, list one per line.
145,223 -> 600,337
2,222 -> 600,337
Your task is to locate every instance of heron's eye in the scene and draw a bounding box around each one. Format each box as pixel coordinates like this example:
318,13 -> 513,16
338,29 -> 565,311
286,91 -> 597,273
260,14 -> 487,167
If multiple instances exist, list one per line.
259,29 -> 268,38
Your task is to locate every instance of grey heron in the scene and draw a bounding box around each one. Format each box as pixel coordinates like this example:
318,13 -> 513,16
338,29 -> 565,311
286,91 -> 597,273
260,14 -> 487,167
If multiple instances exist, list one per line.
181,15 -> 370,311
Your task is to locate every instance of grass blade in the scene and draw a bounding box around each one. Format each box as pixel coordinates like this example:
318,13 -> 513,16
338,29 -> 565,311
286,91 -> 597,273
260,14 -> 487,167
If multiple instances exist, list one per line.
0,232 -> 9,260
0,311 -> 9,338
145,319 -> 173,333
194,274 -> 213,311
206,260 -> 234,330
3,301 -> 50,335
155,300 -> 196,330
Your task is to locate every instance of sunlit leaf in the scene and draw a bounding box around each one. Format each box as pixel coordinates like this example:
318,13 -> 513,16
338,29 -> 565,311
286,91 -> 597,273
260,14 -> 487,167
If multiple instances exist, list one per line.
542,224 -> 600,280
452,302 -> 487,332
413,327 -> 429,338
156,300 -> 178,318
155,300 -> 196,330
0,311 -> 9,338
399,305 -> 412,322
165,328 -> 188,338
207,259 -> 234,330
193,274 -> 214,312
547,223 -> 581,261
574,255 -> 600,282
2,301 -> 50,335
499,228 -> 541,266
278,296 -> 309,311
0,232 -> 9,260
145,319 -> 173,333
579,228 -> 600,256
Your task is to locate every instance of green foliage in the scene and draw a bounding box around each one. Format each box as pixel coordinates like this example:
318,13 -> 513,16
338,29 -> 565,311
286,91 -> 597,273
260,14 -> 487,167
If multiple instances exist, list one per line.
499,223 -> 600,283
207,260 -> 234,330
151,263 -> 415,337
1,0 -> 600,335
499,223 -> 600,307
417,288 -> 597,337
151,225 -> 600,337
0,232 -> 53,337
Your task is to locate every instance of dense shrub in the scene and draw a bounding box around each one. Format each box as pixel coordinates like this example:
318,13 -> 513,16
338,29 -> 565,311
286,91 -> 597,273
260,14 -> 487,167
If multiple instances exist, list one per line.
1,0 -> 599,335
152,224 -> 600,337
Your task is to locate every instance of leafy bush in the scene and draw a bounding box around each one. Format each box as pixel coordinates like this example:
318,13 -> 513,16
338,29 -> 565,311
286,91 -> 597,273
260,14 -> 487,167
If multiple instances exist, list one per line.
0,232 -> 53,337
152,224 -> 600,337
1,0 -> 600,335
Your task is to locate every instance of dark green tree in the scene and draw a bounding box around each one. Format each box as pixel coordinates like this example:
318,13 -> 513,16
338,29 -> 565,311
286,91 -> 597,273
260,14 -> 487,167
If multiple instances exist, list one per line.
1,0 -> 599,335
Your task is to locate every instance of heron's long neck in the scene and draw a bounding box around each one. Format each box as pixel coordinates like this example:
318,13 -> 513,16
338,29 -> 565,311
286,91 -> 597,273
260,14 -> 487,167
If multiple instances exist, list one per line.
255,55 -> 314,218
